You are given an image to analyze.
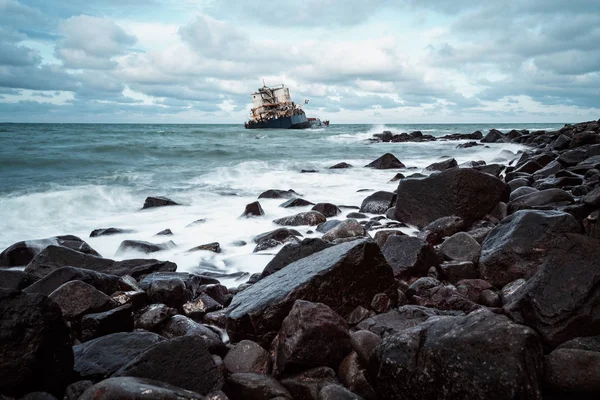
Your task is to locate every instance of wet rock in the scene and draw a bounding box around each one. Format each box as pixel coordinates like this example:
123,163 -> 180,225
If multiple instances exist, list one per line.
480,129 -> 506,143
330,162 -> 353,169
225,239 -> 396,346
183,293 -> 223,320
280,198 -> 314,208
583,211 -> 600,239
186,218 -> 207,227
535,160 -> 563,177
273,211 -> 326,226
509,177 -> 531,191
381,235 -> 442,278
350,330 -> 381,366
480,289 -> 501,307
365,153 -> 405,169
394,168 -> 509,228
24,245 -> 176,281
389,172 -> 405,182
509,188 -> 574,208
347,212 -> 367,219
311,203 -> 341,217
49,280 -> 116,320
115,240 -> 175,255
509,186 -> 538,201
321,219 -> 367,242
24,266 -> 120,296
0,235 -> 100,267
187,242 -> 221,253
417,215 -> 466,246
558,335 -> 600,352
504,233 -> 600,347
346,306 -> 372,325
514,160 -> 543,174
159,315 -> 225,355
139,274 -> 189,308
79,377 -> 204,400
260,238 -> 333,279
272,300 -> 352,377
439,232 -> 481,263
551,134 -> 571,150
370,293 -> 392,313
473,163 -> 505,176
372,230 -> 405,248
114,336 -> 222,395
571,154 -> 600,173
457,141 -> 482,149
301,169 -> 318,173
224,340 -> 271,375
279,367 -> 338,400
370,310 -> 543,400
242,201 -> 265,217
439,261 -> 477,283
224,373 -> 292,400
544,348 -> 600,396
0,269 -> 31,290
253,239 -> 283,252
64,381 -> 93,400
90,228 -> 135,237
142,196 -> 180,209
583,187 -> 600,206
134,304 -> 177,331
155,228 -> 173,236
338,352 -> 377,400
359,191 -> 396,214
80,304 -> 134,342
0,289 -> 73,397
258,189 -> 299,199
316,219 -> 343,233
479,210 -> 582,287
424,158 -> 458,172
73,331 -> 164,381
320,384 -> 364,399
500,278 -> 526,304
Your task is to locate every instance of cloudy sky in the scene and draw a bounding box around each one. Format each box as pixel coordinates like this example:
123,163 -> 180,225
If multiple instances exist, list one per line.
1,0 -> 599,123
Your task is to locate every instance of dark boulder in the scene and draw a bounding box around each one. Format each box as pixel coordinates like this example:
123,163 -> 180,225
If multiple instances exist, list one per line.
159,315 -> 225,355
439,232 -> 481,263
273,211 -> 326,226
320,384 -> 365,399
479,210 -> 581,287
73,331 -> 164,381
155,228 -> 173,236
365,153 -> 405,169
356,306 -> 463,337
558,335 -> 600,352
114,336 -> 222,395
347,212 -> 367,219
439,261 -> 477,283
24,266 -> 120,296
544,348 -> 600,396
583,187 -> 600,206
279,367 -> 338,400
115,240 -> 175,255
258,189 -> 299,199
64,381 -> 93,400
24,245 -> 176,281
329,162 -> 353,169
504,233 -> 600,347
272,300 -> 352,377
223,340 -> 271,375
90,228 -> 135,237
134,304 -> 177,331
0,269 -> 31,290
338,352 -> 377,400
260,238 -> 333,279
373,230 -> 405,249
394,168 -> 509,228
424,158 -> 458,172
139,273 -> 192,308
142,196 -> 180,209
49,280 -> 117,320
381,235 -> 442,278
514,160 -> 542,174
0,235 -> 100,267
509,186 -> 538,201
312,203 -> 341,217
370,310 -> 543,400
242,201 -> 264,217
0,289 -> 73,397
417,216 -> 466,245
187,242 -> 221,253
551,134 -> 571,150
359,191 -> 396,214
350,330 -> 381,366
225,239 -> 397,346
280,198 -> 314,208
480,129 -> 506,143
253,228 -> 302,244
80,304 -> 134,342
79,377 -> 204,400
321,219 -> 367,242
509,188 -> 574,208
473,163 -> 505,177
224,373 -> 292,400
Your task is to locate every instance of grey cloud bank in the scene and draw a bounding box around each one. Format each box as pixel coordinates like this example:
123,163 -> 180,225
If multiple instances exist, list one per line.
0,0 -> 599,122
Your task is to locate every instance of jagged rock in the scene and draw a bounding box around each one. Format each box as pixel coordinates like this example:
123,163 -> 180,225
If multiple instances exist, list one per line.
73,331 -> 164,381
417,216 -> 466,246
182,293 -> 223,320
241,201 -> 265,218
544,348 -> 600,396
24,266 -> 121,296
134,304 -> 177,331
473,163 -> 505,176
49,280 -> 117,320
372,230 -> 405,248
500,278 -> 526,305
224,340 -> 271,375
480,129 -> 506,143
0,289 -> 73,397
479,210 -> 581,287
365,153 -> 405,169
0,235 -> 100,267
551,134 -> 571,150
583,187 -> 600,206
424,158 -> 458,172
439,232 -> 481,263
187,242 -> 221,253
279,367 -> 338,400
159,315 -> 225,355
139,274 -> 189,308
80,304 -> 133,342
338,352 -> 377,400
359,191 -> 396,214
258,189 -> 299,199
24,245 -> 176,281
253,239 -> 283,252
273,211 -> 326,226
394,168 -> 509,228
79,377 -> 204,400
370,310 -> 543,400
260,238 -> 333,279
114,336 -> 222,395
225,239 -> 396,346
312,203 -> 341,217
504,233 -> 600,347
329,162 -> 353,169
224,373 -> 292,400
272,300 -> 352,377
90,228 -> 135,237
280,198 -> 314,208
321,219 -> 367,242
155,229 -> 173,236
142,196 -> 180,209
381,235 -> 442,278
439,261 -> 477,283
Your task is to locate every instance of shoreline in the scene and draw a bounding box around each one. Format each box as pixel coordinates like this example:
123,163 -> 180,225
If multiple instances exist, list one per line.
2,118 -> 600,399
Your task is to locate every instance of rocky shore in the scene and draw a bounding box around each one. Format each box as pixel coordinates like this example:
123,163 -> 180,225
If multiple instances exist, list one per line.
2,119 -> 600,399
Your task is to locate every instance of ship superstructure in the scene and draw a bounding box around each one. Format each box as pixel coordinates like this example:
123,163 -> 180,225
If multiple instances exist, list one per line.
244,84 -> 311,129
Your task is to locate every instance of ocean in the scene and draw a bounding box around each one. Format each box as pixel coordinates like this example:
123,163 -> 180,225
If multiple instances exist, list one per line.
0,122 -> 563,286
